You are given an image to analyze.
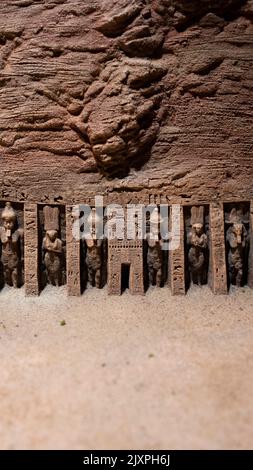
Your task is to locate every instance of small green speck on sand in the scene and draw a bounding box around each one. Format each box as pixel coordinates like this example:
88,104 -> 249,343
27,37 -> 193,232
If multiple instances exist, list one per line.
60,320 -> 66,326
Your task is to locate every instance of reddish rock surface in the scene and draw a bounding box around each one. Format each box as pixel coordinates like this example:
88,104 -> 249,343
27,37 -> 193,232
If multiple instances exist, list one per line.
0,0 -> 252,203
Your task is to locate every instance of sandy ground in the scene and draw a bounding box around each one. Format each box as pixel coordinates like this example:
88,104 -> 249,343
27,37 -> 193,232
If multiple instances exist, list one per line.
0,284 -> 252,450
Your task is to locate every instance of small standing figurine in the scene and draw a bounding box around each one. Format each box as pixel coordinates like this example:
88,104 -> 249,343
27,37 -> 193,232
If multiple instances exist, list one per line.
146,208 -> 164,287
85,208 -> 104,288
0,202 -> 23,288
226,208 -> 248,287
187,206 -> 208,286
43,206 -> 63,286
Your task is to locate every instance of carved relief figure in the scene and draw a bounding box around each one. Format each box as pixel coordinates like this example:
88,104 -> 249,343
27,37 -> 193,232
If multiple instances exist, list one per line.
146,208 -> 164,287
0,202 -> 23,288
85,208 -> 104,288
187,206 -> 208,286
226,208 -> 248,287
43,206 -> 63,286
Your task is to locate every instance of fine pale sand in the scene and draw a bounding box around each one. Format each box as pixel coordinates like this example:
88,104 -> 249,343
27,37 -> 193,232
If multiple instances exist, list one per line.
0,285 -> 252,450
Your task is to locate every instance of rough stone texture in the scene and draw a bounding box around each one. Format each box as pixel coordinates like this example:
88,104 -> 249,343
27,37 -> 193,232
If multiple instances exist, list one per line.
209,202 -> 228,294
24,203 -> 39,296
0,0 -> 252,204
0,1 -> 252,296
66,205 -> 81,295
169,205 -> 185,294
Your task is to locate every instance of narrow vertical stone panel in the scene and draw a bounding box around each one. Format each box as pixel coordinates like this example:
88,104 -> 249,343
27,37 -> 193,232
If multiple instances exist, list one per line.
209,202 -> 227,294
248,201 -> 253,288
24,203 -> 39,296
66,205 -> 81,296
107,247 -> 121,295
170,205 -> 185,295
129,244 -> 144,295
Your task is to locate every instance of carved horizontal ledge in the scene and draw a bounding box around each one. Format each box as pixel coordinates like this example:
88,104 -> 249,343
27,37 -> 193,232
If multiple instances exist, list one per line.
0,194 -> 252,207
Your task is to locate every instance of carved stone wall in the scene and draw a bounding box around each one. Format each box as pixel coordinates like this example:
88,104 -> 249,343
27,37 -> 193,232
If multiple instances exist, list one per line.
0,1 -> 252,296
0,200 -> 251,295
0,0 -> 252,205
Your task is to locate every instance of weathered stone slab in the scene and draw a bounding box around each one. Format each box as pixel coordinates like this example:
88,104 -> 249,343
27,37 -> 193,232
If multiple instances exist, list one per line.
209,203 -> 227,294
24,203 -> 39,296
66,205 -> 81,296
170,205 -> 185,295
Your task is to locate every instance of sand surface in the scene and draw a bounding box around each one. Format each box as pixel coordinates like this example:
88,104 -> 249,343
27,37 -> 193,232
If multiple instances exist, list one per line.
0,285 -> 252,450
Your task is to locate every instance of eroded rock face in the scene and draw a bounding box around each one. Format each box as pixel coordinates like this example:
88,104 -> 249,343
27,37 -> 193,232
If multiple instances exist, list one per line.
83,59 -> 167,176
0,0 -> 252,198
67,0 -> 171,176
